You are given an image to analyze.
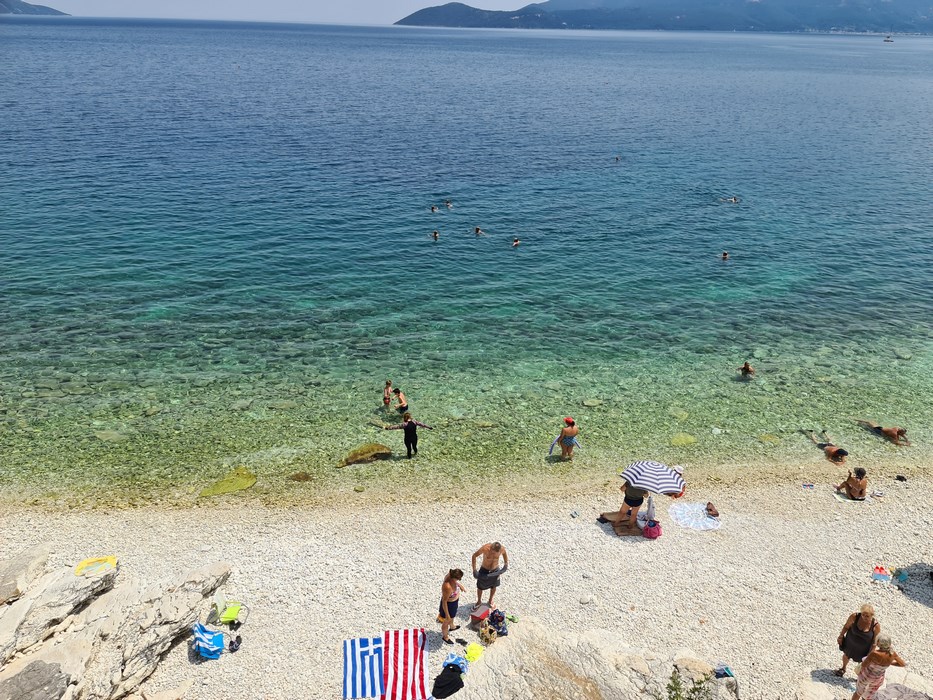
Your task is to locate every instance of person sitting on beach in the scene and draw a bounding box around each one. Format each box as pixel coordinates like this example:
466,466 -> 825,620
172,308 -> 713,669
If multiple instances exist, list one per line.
431,205 -> 439,213
384,411 -> 432,459
836,467 -> 868,501
851,634 -> 906,700
438,568 -> 465,645
472,542 -> 508,610
383,380 -> 393,409
557,417 -> 579,461
856,420 -> 910,446
432,230 -> 439,241
512,238 -> 521,248
806,430 -> 849,464
599,480 -> 647,535
392,388 -> 408,413
738,361 -> 754,378
836,604 -> 880,677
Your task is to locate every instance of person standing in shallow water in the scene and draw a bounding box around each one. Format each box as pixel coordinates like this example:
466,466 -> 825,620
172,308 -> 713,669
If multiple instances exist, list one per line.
738,361 -> 754,379
382,380 -> 393,410
557,417 -> 579,461
384,411 -> 432,458
392,387 -> 408,413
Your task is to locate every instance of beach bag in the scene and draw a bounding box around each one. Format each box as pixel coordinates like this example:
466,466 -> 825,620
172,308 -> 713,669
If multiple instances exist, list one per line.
488,609 -> 508,637
643,520 -> 662,539
478,620 -> 498,646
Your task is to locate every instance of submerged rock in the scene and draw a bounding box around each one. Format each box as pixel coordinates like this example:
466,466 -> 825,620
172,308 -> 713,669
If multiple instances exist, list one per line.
670,432 -> 697,447
582,399 -> 603,407
230,399 -> 253,411
268,399 -> 298,410
199,467 -> 257,497
288,472 -> 313,482
668,407 -> 689,421
759,434 -> 781,444
339,443 -> 392,467
94,430 -> 128,443
893,348 -> 913,361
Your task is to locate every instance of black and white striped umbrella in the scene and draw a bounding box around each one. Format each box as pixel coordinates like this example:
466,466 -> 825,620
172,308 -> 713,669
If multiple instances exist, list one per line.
618,460 -> 685,495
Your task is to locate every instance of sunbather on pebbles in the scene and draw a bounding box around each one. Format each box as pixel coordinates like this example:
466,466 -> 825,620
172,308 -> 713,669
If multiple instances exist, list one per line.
471,542 -> 508,610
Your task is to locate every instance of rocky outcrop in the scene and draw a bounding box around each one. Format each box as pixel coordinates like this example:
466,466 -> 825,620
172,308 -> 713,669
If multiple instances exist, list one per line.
0,544 -> 49,605
0,0 -> 67,15
340,443 -> 392,467
0,546 -> 229,700
457,617 -> 737,699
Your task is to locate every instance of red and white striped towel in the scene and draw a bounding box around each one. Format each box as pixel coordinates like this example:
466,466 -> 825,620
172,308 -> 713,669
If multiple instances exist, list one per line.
382,628 -> 427,700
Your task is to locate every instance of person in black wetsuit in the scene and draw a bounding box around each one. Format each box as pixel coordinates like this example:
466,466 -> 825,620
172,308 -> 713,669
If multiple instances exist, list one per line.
384,412 -> 433,458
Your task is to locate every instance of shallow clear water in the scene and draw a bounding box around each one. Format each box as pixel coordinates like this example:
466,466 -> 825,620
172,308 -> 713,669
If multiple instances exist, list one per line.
2,18 -> 932,498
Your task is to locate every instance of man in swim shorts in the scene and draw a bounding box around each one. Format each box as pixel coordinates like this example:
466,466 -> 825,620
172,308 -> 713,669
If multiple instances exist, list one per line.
471,542 -> 508,610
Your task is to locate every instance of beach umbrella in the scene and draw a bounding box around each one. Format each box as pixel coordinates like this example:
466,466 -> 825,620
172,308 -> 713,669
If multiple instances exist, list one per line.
618,460 -> 685,495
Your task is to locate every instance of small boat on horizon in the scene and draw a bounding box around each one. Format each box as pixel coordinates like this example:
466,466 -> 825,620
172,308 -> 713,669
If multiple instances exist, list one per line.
884,35 -> 894,42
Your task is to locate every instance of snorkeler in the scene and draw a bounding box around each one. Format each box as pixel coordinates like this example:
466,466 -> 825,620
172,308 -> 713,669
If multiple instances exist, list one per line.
805,430 -> 849,464
512,238 -> 520,247
738,361 -> 754,378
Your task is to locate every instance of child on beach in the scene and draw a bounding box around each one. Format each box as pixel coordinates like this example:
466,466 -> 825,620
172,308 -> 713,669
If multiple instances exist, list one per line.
806,430 -> 849,464
384,412 -> 432,458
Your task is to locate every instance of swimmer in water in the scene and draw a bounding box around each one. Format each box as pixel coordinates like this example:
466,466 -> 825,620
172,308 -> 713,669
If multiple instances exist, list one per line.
615,155 -> 621,162
474,227 -> 484,236
512,238 -> 520,247
432,230 -> 439,241
445,200 -> 452,209
738,361 -> 754,378
722,251 -> 730,260
431,205 -> 439,213
805,430 -> 849,464
855,420 -> 910,446
720,196 -> 740,203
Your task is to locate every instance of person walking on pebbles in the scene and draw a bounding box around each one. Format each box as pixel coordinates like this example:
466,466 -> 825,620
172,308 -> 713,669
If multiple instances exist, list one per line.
836,603 -> 880,677
471,542 -> 508,610
438,568 -> 465,645
384,412 -> 432,459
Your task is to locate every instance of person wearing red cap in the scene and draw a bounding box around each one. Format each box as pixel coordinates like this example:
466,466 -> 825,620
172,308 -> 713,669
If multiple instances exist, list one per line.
557,417 -> 580,461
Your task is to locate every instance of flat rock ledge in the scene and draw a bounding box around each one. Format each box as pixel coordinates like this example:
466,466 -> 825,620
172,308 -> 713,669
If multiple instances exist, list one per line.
0,545 -> 229,700
459,617 -> 739,699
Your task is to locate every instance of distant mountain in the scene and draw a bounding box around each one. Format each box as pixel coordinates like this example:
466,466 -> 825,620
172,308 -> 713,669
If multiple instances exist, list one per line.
0,0 -> 67,14
396,0 -> 933,33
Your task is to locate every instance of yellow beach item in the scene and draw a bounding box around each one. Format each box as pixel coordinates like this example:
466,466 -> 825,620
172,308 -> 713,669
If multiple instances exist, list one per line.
74,556 -> 117,577
464,643 -> 484,663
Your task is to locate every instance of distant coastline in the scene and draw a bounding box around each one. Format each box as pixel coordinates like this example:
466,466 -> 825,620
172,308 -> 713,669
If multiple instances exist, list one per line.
0,0 -> 66,15
395,0 -> 933,34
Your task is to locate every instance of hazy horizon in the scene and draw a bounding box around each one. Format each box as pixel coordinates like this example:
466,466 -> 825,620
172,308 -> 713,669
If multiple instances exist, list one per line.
49,0 -> 518,25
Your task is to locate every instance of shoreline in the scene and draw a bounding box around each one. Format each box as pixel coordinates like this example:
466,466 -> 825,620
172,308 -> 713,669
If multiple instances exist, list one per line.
2,475 -> 931,699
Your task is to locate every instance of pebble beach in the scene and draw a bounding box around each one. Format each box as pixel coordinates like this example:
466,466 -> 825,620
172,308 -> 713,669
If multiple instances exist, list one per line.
2,469 -> 931,699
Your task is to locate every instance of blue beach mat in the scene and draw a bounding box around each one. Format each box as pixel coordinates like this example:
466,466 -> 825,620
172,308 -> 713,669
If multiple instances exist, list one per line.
668,503 -> 721,531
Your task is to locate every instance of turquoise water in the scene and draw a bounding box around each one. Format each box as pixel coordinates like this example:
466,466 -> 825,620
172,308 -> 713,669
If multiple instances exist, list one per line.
2,18 -> 932,499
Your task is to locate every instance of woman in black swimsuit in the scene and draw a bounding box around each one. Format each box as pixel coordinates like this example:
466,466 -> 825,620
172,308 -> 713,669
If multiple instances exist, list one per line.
384,411 -> 432,458
836,604 -> 880,677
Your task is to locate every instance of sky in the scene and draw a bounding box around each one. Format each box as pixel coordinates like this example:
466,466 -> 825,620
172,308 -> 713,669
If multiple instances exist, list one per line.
51,1 -> 518,26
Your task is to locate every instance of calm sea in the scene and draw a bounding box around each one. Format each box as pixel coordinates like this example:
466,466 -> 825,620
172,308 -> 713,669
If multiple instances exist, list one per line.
2,18 -> 932,498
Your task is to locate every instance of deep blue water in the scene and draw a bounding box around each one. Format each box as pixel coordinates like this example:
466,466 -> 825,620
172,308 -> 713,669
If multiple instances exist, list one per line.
1,18 -> 932,491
